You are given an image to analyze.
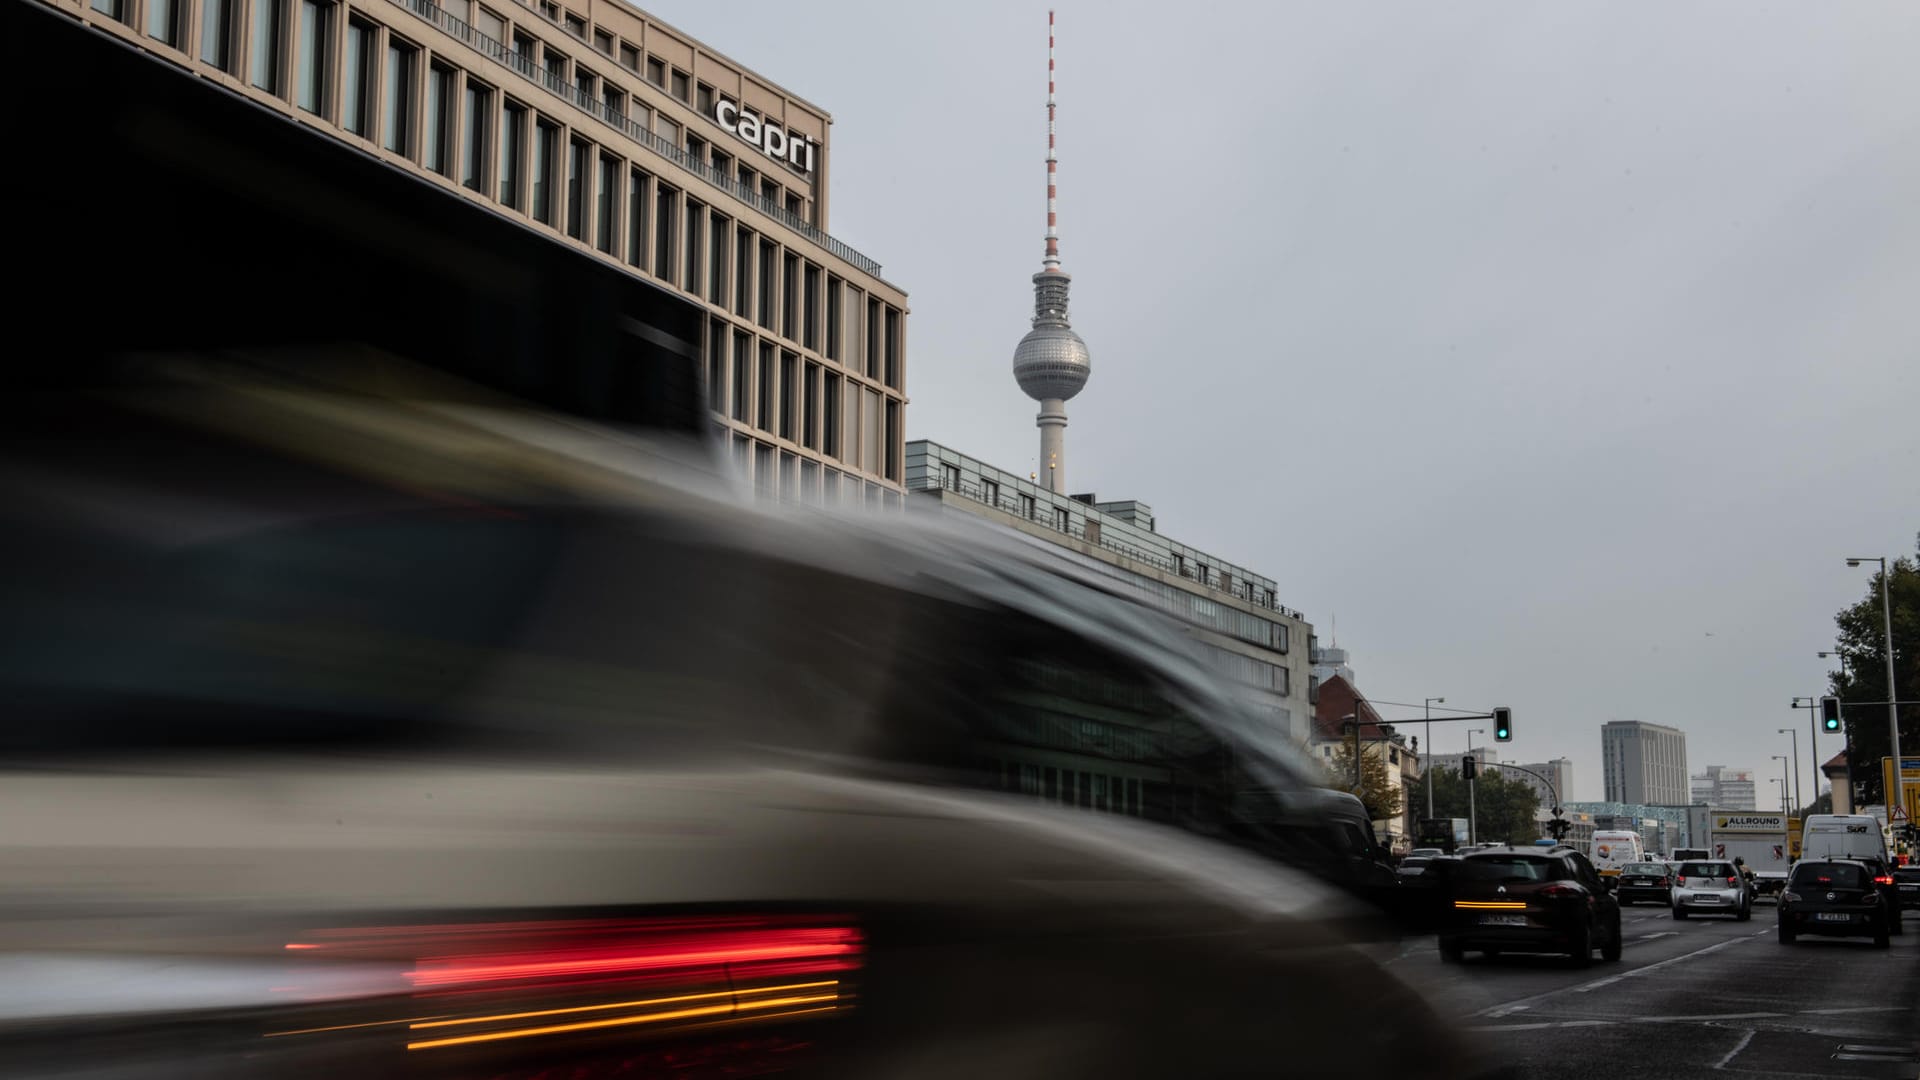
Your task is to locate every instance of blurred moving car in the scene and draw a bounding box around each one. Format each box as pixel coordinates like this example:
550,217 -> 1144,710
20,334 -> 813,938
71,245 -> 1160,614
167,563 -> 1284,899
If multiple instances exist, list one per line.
1779,860 -> 1892,948
1613,862 -> 1675,906
1671,860 -> 1753,921
1438,846 -> 1622,966
0,369 -> 1493,1080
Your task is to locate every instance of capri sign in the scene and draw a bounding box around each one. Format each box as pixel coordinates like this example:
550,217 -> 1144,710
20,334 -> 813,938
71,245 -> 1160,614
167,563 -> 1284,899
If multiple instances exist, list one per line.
714,98 -> 816,175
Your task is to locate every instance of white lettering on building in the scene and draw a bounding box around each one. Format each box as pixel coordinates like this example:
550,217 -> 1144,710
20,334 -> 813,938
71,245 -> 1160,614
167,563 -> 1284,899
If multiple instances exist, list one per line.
713,97 -> 816,174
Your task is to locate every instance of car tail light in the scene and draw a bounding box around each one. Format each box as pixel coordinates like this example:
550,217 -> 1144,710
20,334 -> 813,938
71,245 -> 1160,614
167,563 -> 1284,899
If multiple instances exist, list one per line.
1676,876 -> 1686,887
1725,876 -> 1739,887
1874,875 -> 1894,886
1657,877 -> 1670,886
272,915 -> 862,1058
1537,884 -> 1580,900
1782,892 -> 1801,903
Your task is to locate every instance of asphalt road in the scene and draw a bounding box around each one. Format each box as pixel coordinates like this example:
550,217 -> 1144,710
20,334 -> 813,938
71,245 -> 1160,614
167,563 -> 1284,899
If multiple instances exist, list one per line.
1383,898 -> 1920,1079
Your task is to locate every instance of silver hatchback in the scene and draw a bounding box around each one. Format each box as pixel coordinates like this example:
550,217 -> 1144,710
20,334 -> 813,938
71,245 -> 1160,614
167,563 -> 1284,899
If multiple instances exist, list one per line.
1672,860 -> 1753,920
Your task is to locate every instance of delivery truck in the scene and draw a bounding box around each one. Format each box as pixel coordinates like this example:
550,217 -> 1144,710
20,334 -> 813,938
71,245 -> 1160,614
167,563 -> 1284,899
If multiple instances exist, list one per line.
1705,810 -> 1791,897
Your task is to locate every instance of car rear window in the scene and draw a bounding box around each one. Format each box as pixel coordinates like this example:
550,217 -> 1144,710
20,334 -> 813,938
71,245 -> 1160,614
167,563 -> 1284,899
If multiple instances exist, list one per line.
1679,862 -> 1733,877
1623,863 -> 1666,875
1792,863 -> 1867,889
1460,856 -> 1561,883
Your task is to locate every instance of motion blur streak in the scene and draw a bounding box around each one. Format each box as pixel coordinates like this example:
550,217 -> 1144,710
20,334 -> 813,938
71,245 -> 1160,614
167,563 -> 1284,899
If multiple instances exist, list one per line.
405,993 -> 843,1050
408,980 -> 840,1029
1452,901 -> 1528,910
410,933 -> 861,987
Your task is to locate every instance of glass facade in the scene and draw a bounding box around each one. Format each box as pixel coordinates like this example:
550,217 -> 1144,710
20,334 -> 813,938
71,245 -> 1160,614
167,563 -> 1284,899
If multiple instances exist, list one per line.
460,81 -> 489,190
250,0 -> 284,92
295,0 -> 330,116
423,64 -> 454,175
383,40 -> 414,154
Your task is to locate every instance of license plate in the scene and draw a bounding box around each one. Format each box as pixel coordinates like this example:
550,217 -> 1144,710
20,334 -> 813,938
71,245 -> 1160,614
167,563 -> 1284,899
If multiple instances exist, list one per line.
1479,914 -> 1527,926
1815,913 -> 1852,922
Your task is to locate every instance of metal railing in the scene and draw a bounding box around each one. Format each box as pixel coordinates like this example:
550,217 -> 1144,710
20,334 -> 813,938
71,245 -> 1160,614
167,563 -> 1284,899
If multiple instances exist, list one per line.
911,472 -> 1304,619
392,0 -> 885,278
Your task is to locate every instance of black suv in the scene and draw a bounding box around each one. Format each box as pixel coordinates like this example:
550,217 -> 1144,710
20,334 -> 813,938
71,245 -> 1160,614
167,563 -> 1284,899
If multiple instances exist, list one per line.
1779,859 -> 1891,948
1440,846 -> 1623,966
1896,865 -> 1920,911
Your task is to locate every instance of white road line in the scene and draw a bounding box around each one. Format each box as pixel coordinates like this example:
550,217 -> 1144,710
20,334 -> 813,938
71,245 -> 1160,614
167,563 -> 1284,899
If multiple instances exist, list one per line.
1713,1029 -> 1755,1070
1805,1006 -> 1906,1016
1641,1012 -> 1783,1023
1470,929 -> 1768,1019
1632,931 -> 1677,942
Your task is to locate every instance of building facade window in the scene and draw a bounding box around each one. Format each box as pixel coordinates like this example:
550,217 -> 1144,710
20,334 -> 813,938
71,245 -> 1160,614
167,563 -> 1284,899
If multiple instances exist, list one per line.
250,0 -> 285,93
460,80 -> 490,191
733,229 -> 752,319
498,100 -> 525,208
564,136 -> 588,238
802,362 -> 819,450
670,68 -> 689,102
652,184 -> 675,283
730,330 -> 751,423
423,63 -> 455,174
825,275 -> 842,361
148,0 -> 184,46
756,342 -> 775,432
683,200 -> 703,296
91,0 -> 127,25
201,0 -> 236,71
595,154 -> 618,254
383,39 -> 415,155
802,264 -> 819,350
645,56 -> 664,87
822,373 -> 840,458
295,0 -> 331,117
528,118 -> 555,223
779,351 -> 798,442
707,215 -> 728,305
625,168 -> 650,267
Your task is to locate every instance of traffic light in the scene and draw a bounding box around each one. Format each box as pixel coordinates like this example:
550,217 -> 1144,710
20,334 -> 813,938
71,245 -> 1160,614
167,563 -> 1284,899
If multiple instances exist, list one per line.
1493,706 -> 1513,743
1461,755 -> 1477,781
1820,696 -> 1841,733
1547,817 -> 1570,840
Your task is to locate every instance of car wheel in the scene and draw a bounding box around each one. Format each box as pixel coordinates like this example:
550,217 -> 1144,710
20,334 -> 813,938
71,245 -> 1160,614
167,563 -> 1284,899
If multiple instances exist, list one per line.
1736,903 -> 1751,922
1567,922 -> 1593,968
1891,910 -> 1903,936
1601,916 -> 1623,962
1672,905 -> 1687,920
1439,939 -> 1464,964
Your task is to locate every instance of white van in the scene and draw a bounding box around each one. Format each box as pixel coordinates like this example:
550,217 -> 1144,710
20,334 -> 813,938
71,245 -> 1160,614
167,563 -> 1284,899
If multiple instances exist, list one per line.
1801,814 -> 1890,864
1802,814 -> 1903,935
1591,830 -> 1647,877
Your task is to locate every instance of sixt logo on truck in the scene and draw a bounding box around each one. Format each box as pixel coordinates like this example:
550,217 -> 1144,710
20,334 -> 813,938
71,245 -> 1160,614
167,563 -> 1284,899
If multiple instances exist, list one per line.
1715,814 -> 1786,831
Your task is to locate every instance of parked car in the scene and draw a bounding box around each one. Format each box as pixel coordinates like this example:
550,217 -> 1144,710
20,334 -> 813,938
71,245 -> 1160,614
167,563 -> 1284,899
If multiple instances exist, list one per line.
1614,861 -> 1675,906
1779,859 -> 1892,948
1439,846 -> 1622,966
1671,859 -> 1753,920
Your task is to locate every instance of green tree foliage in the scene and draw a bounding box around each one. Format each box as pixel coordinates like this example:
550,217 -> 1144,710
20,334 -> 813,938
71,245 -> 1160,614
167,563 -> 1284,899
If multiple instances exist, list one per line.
1826,534 -> 1919,806
1419,765 -> 1541,845
1326,737 -> 1405,823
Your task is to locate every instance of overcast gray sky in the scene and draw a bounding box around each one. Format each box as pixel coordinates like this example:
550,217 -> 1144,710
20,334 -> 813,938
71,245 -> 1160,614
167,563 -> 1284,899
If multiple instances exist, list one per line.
645,1 -> 1920,804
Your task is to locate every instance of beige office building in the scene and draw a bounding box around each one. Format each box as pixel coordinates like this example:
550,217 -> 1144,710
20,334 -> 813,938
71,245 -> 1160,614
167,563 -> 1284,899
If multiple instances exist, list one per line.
49,0 -> 907,503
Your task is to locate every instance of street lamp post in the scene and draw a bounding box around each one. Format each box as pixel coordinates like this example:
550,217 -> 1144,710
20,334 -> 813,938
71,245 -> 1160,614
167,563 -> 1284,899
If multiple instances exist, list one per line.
1819,649 -> 1853,809
1424,697 -> 1445,819
1772,756 -> 1790,813
1847,556 -> 1904,816
1777,728 -> 1801,818
1770,776 -> 1787,814
1467,728 -> 1487,847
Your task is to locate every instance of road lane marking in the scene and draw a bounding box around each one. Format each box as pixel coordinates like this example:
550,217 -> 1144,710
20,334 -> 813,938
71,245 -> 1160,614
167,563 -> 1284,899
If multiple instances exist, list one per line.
1631,931 -> 1677,942
1805,1007 -> 1906,1015
1641,1012 -> 1783,1023
1470,929 -> 1767,1019
1713,1029 -> 1755,1070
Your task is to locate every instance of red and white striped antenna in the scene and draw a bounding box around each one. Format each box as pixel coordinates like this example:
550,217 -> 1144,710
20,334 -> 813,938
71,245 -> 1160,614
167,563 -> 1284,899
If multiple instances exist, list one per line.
1044,9 -> 1061,273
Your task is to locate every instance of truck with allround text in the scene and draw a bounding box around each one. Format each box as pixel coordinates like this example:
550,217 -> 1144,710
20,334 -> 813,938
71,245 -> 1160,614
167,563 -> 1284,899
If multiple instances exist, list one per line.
1704,810 -> 1792,897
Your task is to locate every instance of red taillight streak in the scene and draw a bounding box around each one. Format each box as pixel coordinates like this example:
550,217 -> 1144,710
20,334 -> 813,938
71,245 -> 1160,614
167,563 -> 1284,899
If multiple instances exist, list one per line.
1874,876 -> 1894,886
1676,876 -> 1687,886
1726,877 -> 1739,886
411,941 -> 862,988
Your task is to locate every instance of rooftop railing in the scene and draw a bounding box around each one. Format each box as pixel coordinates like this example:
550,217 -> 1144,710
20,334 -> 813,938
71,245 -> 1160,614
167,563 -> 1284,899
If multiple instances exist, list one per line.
393,0 -> 886,279
911,472 -> 1304,620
